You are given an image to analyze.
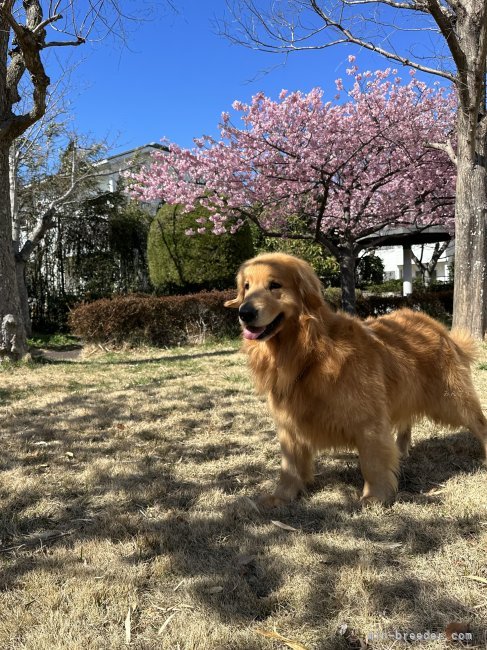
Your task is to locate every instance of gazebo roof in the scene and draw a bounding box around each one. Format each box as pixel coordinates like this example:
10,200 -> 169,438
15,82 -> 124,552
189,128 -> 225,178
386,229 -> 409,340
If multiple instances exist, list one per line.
358,225 -> 452,248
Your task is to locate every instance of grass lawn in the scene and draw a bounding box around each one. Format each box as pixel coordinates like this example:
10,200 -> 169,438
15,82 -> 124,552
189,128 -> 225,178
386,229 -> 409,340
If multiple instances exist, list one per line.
0,339 -> 486,649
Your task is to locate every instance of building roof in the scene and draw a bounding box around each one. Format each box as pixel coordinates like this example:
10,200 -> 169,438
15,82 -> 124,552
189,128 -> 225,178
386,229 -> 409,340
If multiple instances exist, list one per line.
358,225 -> 452,248
96,142 -> 168,167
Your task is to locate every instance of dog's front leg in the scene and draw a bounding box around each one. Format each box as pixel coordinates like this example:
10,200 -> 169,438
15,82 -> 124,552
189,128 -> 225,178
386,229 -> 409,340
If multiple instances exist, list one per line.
357,426 -> 399,505
259,428 -> 314,508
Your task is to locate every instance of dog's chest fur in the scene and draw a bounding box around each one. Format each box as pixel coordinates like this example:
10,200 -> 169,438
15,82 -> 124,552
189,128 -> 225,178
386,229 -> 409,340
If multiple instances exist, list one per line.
246,340 -> 360,448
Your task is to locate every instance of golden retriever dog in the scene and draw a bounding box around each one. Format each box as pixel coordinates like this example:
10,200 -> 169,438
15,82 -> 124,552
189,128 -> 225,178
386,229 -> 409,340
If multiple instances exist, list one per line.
225,252 -> 487,507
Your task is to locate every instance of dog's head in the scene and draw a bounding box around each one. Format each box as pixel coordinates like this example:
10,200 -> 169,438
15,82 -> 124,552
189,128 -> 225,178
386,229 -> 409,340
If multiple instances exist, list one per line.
224,253 -> 325,341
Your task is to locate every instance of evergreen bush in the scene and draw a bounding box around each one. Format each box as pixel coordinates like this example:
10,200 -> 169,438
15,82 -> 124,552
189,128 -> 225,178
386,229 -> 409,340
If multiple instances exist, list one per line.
148,204 -> 254,294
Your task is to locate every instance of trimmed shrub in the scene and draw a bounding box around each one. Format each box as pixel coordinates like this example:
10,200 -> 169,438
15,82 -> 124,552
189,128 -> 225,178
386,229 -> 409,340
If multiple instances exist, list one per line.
148,204 -> 254,294
365,278 -> 454,296
68,291 -> 240,346
322,289 -> 453,322
363,279 -> 403,294
70,287 -> 453,347
358,293 -> 451,321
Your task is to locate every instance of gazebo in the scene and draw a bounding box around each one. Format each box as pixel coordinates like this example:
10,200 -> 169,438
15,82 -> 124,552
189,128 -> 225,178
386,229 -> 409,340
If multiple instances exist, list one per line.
358,225 -> 452,295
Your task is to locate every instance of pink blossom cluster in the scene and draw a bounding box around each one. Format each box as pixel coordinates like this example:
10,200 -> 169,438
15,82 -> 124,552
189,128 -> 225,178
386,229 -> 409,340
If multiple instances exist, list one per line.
128,65 -> 456,244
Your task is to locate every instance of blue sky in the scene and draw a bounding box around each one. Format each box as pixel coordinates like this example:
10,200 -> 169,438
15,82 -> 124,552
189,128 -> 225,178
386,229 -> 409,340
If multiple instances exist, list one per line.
63,1 -> 451,155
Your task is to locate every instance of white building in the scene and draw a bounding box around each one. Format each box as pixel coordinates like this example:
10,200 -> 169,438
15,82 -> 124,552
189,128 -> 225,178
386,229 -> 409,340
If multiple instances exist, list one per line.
94,142 -> 166,211
358,225 -> 454,294
377,241 -> 455,282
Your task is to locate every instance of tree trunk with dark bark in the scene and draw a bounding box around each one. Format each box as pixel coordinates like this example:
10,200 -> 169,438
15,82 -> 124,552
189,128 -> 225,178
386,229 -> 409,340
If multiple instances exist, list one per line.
15,258 -> 32,337
338,246 -> 356,314
1,20 -> 27,360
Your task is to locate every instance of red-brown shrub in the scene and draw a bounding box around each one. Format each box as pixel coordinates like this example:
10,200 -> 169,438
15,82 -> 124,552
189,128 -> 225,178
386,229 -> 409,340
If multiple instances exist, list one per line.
69,288 -> 453,347
68,291 -> 240,346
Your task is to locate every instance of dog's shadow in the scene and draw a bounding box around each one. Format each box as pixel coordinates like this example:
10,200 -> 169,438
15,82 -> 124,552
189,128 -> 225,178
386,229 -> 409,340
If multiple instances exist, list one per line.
399,429 -> 485,492
309,429 -> 485,502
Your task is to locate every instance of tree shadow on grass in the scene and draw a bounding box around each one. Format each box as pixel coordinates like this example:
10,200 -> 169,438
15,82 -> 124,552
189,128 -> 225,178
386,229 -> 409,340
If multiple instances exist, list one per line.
35,347 -> 239,366
0,381 -> 486,648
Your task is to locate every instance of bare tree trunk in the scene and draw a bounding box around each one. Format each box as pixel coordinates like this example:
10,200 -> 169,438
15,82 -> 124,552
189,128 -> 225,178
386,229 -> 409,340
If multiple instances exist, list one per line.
1,16 -> 27,360
411,241 -> 450,287
9,146 -> 19,242
452,114 -> 487,338
15,258 -> 32,337
0,146 -> 28,360
9,144 -> 32,337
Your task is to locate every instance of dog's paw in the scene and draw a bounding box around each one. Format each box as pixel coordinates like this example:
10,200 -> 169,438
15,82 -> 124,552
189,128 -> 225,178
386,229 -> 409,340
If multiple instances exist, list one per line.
257,493 -> 290,509
360,494 -> 394,508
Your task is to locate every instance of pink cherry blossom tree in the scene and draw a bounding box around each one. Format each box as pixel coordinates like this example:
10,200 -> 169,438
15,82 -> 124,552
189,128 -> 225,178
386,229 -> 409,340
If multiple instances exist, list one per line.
129,64 -> 456,313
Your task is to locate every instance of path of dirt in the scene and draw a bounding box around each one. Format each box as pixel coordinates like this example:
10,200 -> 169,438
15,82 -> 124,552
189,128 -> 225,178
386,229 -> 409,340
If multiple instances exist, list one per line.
33,346 -> 83,362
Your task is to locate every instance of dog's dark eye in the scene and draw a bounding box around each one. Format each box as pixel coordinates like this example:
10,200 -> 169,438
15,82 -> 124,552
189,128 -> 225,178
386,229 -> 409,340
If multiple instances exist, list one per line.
269,281 -> 282,290
244,281 -> 250,291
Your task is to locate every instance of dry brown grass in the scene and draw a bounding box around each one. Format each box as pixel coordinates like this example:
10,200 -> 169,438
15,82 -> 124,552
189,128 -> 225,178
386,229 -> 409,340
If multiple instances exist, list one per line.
0,340 -> 486,649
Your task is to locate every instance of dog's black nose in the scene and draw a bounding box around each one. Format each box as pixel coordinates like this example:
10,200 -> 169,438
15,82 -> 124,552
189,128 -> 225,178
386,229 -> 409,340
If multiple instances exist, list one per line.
239,303 -> 258,323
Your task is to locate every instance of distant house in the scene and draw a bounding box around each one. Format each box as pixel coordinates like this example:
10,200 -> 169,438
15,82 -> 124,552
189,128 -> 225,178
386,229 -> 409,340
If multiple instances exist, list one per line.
94,142 -> 167,211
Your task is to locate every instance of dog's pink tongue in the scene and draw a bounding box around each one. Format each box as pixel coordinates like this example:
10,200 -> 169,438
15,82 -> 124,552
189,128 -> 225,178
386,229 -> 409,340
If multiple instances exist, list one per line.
243,326 -> 265,340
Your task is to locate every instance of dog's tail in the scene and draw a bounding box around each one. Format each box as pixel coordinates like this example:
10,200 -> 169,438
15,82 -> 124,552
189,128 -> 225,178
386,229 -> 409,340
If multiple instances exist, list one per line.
449,329 -> 478,366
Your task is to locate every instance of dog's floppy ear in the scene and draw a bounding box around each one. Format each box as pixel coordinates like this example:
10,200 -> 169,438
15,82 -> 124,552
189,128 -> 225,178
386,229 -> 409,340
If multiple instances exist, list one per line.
224,266 -> 245,309
224,295 -> 242,309
295,261 -> 325,313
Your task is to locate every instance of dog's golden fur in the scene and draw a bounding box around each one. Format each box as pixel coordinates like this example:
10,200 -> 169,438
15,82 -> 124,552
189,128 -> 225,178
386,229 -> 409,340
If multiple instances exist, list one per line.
225,252 -> 487,506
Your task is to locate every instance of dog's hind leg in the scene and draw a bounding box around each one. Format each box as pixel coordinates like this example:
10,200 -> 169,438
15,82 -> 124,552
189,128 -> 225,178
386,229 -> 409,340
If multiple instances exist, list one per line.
259,427 -> 314,508
458,397 -> 487,463
396,425 -> 412,458
357,426 -> 400,505
436,382 -> 487,463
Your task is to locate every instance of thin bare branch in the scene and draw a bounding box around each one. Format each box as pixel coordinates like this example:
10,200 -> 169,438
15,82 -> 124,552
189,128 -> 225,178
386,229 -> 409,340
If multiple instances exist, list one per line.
43,38 -> 85,49
308,0 -> 456,81
32,12 -> 62,33
221,0 -> 457,81
425,0 -> 467,78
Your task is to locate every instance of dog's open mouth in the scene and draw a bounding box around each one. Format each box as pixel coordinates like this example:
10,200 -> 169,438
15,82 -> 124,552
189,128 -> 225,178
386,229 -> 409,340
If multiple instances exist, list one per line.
242,313 -> 284,341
